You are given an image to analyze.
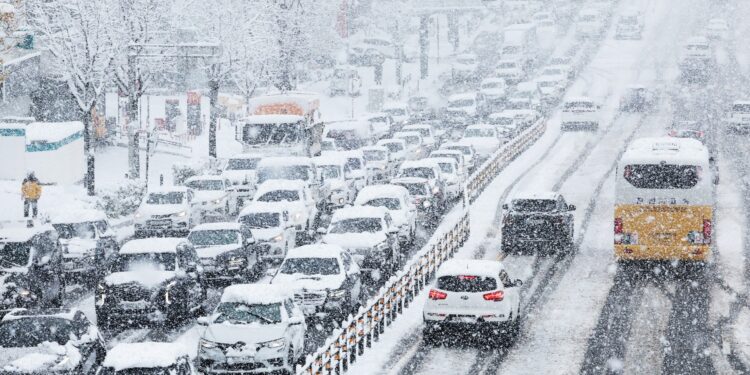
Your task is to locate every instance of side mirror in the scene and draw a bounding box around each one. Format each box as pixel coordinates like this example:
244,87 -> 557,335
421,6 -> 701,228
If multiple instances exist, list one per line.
317,227 -> 328,235
502,203 -> 509,210
288,316 -> 304,326
197,317 -> 210,326
513,279 -> 523,287
568,204 -> 576,211
245,237 -> 256,245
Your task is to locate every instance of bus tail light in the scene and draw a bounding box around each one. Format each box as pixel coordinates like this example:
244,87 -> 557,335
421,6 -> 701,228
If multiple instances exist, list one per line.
428,289 -> 447,300
703,219 -> 712,244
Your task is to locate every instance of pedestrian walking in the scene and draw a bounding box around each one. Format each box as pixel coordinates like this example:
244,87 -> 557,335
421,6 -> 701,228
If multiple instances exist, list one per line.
21,172 -> 41,219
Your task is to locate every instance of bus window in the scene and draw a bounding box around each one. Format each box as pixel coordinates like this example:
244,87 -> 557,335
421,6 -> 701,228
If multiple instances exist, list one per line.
623,164 -> 700,189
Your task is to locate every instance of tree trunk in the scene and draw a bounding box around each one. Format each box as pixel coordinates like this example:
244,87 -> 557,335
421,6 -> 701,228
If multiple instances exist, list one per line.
83,106 -> 96,196
127,55 -> 140,179
208,78 -> 220,158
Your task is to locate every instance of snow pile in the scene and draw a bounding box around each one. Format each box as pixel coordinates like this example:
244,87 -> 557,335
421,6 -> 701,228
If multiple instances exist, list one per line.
95,180 -> 146,218
1,342 -> 81,373
220,284 -> 291,305
102,342 -> 186,370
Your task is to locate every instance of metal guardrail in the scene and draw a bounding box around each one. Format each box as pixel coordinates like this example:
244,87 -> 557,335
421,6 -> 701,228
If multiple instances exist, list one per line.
298,118 -> 548,375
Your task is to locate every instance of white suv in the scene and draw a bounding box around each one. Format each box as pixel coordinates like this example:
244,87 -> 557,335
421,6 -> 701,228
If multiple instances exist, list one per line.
197,284 -> 306,374
134,186 -> 194,237
727,100 -> 750,132
423,259 -> 523,345
561,97 -> 600,131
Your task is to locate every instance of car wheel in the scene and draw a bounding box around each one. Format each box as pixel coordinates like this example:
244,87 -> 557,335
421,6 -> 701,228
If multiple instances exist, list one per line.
285,348 -> 297,374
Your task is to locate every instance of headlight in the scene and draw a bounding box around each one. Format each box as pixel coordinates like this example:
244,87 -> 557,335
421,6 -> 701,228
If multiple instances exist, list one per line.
294,212 -> 302,220
164,281 -> 177,305
53,355 -> 70,369
259,338 -> 286,350
328,288 -> 347,299
17,288 -> 32,298
200,339 -> 218,349
432,187 -> 440,194
212,199 -> 222,205
134,212 -> 142,219
272,234 -> 284,242
175,211 -> 187,217
423,200 -> 432,208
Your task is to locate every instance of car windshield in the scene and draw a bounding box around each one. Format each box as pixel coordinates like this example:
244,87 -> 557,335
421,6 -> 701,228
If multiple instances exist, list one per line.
146,192 -> 184,205
186,179 -> 224,191
399,183 -> 428,196
346,158 -> 362,170
0,317 -> 77,347
432,153 -> 461,164
53,221 -> 99,240
502,46 -> 520,54
623,164 -> 700,189
465,128 -> 495,137
257,190 -> 300,202
380,142 -> 404,153
363,198 -> 401,210
490,117 -> 514,125
686,44 -> 709,51
364,150 -> 386,161
214,302 -> 282,324
329,218 -> 383,233
437,275 -> 497,293
444,146 -> 472,156
226,158 -> 260,171
384,108 -> 406,117
482,81 -> 503,89
512,199 -> 557,212
544,68 -> 562,75
318,165 -> 341,179
112,252 -> 176,272
0,242 -> 31,268
188,230 -> 239,247
733,104 -> 750,112
279,257 -> 340,275
321,140 -> 337,151
409,97 -> 427,108
457,57 -> 475,64
400,167 -> 435,179
406,128 -> 430,138
257,165 -> 311,183
580,15 -> 597,22
538,81 -> 557,88
437,163 -> 454,173
102,368 -> 177,375
449,99 -> 474,108
619,16 -> 638,24
508,100 -> 531,110
243,122 -> 300,145
565,101 -> 594,109
239,212 -> 281,229
399,136 -> 420,145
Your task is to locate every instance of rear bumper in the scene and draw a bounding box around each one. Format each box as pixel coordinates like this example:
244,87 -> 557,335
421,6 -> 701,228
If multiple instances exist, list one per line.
614,244 -> 710,261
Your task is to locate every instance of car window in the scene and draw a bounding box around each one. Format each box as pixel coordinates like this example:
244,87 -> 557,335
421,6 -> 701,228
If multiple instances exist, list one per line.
284,299 -> 295,317
437,275 -> 497,292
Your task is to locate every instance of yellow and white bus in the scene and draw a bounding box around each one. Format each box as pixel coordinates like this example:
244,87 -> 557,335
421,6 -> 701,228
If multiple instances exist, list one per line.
614,137 -> 714,261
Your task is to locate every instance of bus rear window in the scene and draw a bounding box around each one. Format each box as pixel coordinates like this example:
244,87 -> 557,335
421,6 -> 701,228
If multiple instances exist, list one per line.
437,275 -> 497,292
623,164 -> 700,189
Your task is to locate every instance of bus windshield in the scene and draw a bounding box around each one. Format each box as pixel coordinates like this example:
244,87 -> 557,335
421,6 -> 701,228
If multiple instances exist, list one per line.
623,164 -> 700,189
243,122 -> 300,145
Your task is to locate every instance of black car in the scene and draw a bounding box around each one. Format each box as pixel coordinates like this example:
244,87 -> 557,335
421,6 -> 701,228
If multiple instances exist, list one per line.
0,225 -> 65,318
0,308 -> 106,374
96,238 -> 207,329
51,210 -> 120,285
501,193 -> 576,254
187,222 -> 264,284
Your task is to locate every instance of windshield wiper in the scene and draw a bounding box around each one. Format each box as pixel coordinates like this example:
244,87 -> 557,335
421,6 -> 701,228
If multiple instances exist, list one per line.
247,312 -> 275,324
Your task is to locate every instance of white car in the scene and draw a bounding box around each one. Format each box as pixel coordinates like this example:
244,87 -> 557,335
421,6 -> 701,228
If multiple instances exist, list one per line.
187,222 -> 261,283
382,102 -> 410,125
271,244 -> 362,321
446,93 -> 479,124
185,175 -> 233,222
615,11 -> 643,40
705,18 -> 729,40
354,184 -> 417,246
365,112 -> 394,140
238,203 -> 297,262
540,64 -> 573,83
461,124 -> 503,157
430,149 -> 467,178
423,259 -> 523,344
440,142 -> 478,172
256,157 -> 328,205
314,154 -> 356,209
393,131 -> 427,160
336,150 -> 368,193
495,59 -> 525,84
51,209 -> 118,280
402,124 -> 437,152
575,8 -> 604,39
362,145 -> 396,184
222,153 -> 262,211
253,180 -> 318,232
424,157 -> 463,200
561,97 -> 600,131
726,100 -> 750,132
101,342 -> 193,374
535,77 -> 565,104
197,284 -> 306,374
479,78 -> 508,106
134,186 -> 194,237
377,138 -> 408,165
452,53 -> 479,79
509,81 -> 543,111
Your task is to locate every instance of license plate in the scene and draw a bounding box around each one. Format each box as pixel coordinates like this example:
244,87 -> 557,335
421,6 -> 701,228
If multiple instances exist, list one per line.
120,301 -> 148,310
526,218 -> 545,225
227,356 -> 254,365
452,316 -> 475,323
148,219 -> 170,226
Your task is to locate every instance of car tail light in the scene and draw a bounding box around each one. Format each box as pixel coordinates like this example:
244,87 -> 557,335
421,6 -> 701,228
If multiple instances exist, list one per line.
483,291 -> 504,302
458,275 -> 477,280
623,165 -> 633,179
429,289 -> 447,300
703,219 -> 712,244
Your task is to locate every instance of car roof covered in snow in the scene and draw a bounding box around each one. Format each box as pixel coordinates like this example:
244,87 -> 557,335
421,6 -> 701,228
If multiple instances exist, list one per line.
255,179 -> 307,195
621,137 -> 709,165
431,149 -> 463,156
50,209 -> 107,224
566,96 -> 594,103
25,121 -> 84,144
402,124 -> 433,131
228,153 -> 263,160
103,342 -> 187,370
325,119 -> 367,131
221,283 -> 292,305
185,175 -> 225,182
238,202 -> 288,217
511,191 -> 560,201
400,159 -> 441,170
424,157 -> 458,167
391,176 -> 430,185
393,131 -> 422,139
331,206 -> 389,221
330,149 -> 364,158
355,185 -> 410,203
685,36 -> 709,45
2,308 -> 80,322
437,259 -> 505,278
257,156 -> 313,168
147,185 -> 189,194
190,222 -> 243,232
377,138 -> 407,146
0,224 -> 56,242
119,238 -> 186,254
489,112 -> 515,120
448,93 -> 476,102
286,244 -> 346,259
361,145 -> 389,153
313,154 -> 349,166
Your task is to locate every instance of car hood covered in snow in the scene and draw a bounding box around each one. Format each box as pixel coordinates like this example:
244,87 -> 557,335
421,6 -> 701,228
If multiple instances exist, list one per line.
0,342 -> 81,373
222,170 -> 256,184
104,270 -> 176,289
203,323 -> 287,347
60,238 -> 97,256
251,228 -> 284,241
195,244 -> 242,259
322,232 -> 387,249
192,190 -> 226,203
271,272 -> 345,291
139,204 -> 185,217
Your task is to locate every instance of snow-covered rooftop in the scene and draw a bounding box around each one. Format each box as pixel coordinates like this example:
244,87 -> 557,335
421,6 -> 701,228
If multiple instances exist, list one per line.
102,342 -> 187,370
25,122 -> 83,144
119,238 -> 186,254
437,259 -> 505,278
622,137 -> 709,164
220,283 -> 291,305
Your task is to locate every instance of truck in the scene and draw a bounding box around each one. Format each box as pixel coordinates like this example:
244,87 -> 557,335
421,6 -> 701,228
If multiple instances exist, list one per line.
236,92 -> 324,157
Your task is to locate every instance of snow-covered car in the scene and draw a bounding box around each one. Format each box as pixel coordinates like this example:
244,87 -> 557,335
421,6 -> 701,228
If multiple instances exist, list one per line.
393,131 -> 428,160
452,53 -> 479,79
561,97 -> 600,131
424,157 -> 464,200
271,244 -> 362,321
330,68 -> 362,96
238,203 -> 297,263
321,206 -> 401,281
495,59 -> 525,84
188,222 -> 262,283
382,102 -> 410,125
253,180 -> 318,232
575,8 -> 604,39
391,177 -> 444,225
501,192 -> 576,253
336,150 -> 368,193
377,138 -> 408,165
99,342 -> 193,375
362,145 -> 396,184
461,124 -> 503,157
478,77 -> 508,108
668,127 -> 706,144
397,159 -> 446,195
705,18 -> 729,40
488,112 -> 519,139
365,112 -> 394,140
408,95 -> 434,121
446,93 -> 479,124
727,100 -> 750,132
430,149 -> 467,179
541,64 -> 573,81
0,225 -> 64,315
51,209 -> 119,283
354,185 -> 417,246
440,142 -> 478,172
402,124 -> 437,152
680,36 -> 714,76
314,154 -> 356,209
501,108 -> 541,129
509,81 -> 543,112
535,77 -> 565,104
185,175 -> 233,222
95,238 -> 207,328
256,157 -> 328,205
197,284 -> 306,374
321,137 -> 347,153
323,119 -> 372,151
619,85 -> 658,112
221,153 -> 262,210
615,11 -> 643,40
0,308 -> 106,374
423,259 -> 522,344
134,186 -> 194,237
